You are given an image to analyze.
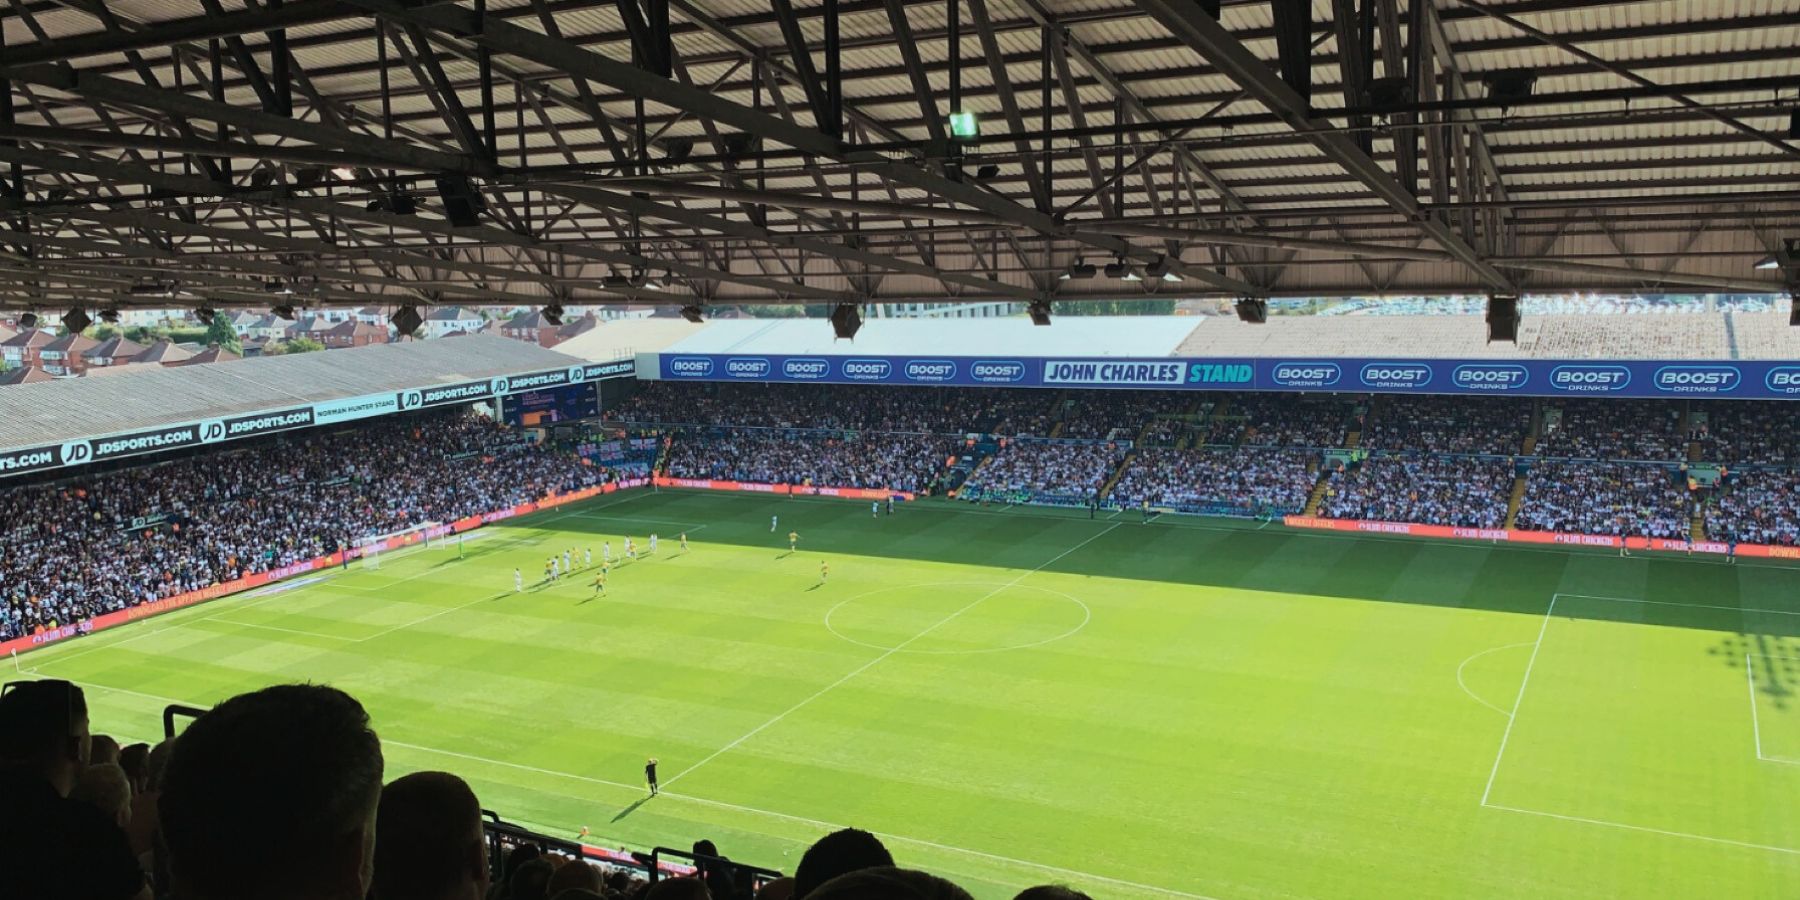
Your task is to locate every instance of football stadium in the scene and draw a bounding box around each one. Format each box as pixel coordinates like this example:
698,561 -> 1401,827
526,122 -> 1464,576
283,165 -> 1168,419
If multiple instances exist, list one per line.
3,3 -> 1800,900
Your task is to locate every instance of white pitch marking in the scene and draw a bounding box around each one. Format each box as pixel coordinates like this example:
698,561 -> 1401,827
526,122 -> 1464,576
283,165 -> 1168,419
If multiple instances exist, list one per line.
1749,654 -> 1768,761
660,522 -> 1122,790
1455,642 -> 1535,717
1480,595 -> 1556,807
1484,803 -> 1800,856
1551,591 -> 1800,618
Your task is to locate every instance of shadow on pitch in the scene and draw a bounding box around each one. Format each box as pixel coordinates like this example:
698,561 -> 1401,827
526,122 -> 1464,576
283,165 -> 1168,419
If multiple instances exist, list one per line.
610,795 -> 652,823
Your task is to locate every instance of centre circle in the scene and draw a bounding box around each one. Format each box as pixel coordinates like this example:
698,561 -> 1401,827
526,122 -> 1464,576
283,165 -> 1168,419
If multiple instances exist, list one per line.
824,581 -> 1090,655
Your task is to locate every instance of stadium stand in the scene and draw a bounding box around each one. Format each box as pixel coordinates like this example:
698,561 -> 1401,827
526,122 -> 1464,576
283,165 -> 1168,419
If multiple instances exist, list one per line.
1319,455 -> 1515,529
0,411 -> 609,643
1534,400 -> 1688,461
961,442 -> 1127,506
1111,448 -> 1317,517
1360,396 -> 1530,455
662,430 -> 957,494
1706,470 -> 1800,547
1514,461 -> 1692,539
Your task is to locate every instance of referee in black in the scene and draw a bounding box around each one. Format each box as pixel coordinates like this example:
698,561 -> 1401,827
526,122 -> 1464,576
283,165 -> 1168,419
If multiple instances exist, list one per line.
645,757 -> 659,795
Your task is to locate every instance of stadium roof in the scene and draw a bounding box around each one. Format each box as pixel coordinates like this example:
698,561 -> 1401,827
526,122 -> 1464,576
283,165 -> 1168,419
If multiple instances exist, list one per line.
2,0 -> 1796,312
663,315 -> 1200,355
0,333 -> 578,450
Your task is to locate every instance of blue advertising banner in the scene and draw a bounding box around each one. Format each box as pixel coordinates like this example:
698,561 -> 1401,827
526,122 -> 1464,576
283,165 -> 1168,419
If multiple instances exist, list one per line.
652,354 -> 1800,401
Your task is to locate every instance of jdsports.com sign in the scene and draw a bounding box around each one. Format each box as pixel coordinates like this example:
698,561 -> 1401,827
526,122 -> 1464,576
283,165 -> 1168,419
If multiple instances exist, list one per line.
0,361 -> 636,480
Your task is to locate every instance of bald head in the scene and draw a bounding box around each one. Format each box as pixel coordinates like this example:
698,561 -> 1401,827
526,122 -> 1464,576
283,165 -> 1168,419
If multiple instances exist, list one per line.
373,771 -> 488,900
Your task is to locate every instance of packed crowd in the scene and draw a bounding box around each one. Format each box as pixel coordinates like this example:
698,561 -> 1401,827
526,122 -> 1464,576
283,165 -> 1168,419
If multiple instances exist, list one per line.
663,431 -> 956,493
1,679 -> 1095,900
1055,391 -> 1194,442
1692,405 -> 1800,466
962,442 -> 1127,502
0,413 -> 608,642
1361,396 -> 1531,455
1318,455 -> 1515,528
1534,400 -> 1687,461
1515,461 -> 1693,538
1706,471 -> 1800,546
608,383 -> 1055,436
1110,448 -> 1317,515
1233,395 -> 1351,448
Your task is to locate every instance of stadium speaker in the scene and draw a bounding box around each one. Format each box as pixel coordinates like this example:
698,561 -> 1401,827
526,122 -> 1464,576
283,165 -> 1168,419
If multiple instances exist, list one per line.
195,307 -> 217,323
63,307 -> 92,334
830,303 -> 862,340
542,303 -> 565,327
100,308 -> 120,325
1790,294 -> 1799,327
19,312 -> 37,329
390,305 -> 423,337
271,304 -> 296,321
1486,293 -> 1521,343
434,175 -> 487,227
680,305 -> 705,324
1234,298 -> 1267,324
1028,299 -> 1052,326
1790,109 -> 1800,140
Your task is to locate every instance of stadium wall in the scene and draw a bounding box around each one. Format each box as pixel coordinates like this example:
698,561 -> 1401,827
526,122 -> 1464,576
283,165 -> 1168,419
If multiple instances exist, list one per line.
641,353 -> 1800,400
652,476 -> 915,501
0,479 -> 648,660
1284,515 -> 1800,559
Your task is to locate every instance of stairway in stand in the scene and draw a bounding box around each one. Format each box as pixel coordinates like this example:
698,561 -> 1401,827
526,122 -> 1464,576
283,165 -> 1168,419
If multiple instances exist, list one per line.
1302,475 -> 1331,516
1504,475 -> 1529,529
1099,451 -> 1136,501
1691,510 -> 1708,543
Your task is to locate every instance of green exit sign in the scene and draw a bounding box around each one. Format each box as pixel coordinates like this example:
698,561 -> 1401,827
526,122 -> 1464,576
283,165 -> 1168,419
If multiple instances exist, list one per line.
947,111 -> 979,140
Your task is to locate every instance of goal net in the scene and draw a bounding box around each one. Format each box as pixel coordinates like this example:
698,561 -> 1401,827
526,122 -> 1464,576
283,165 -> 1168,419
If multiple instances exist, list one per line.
354,521 -> 444,571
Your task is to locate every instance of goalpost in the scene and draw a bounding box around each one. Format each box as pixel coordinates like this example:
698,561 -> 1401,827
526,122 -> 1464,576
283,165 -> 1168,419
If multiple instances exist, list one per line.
354,521 -> 444,571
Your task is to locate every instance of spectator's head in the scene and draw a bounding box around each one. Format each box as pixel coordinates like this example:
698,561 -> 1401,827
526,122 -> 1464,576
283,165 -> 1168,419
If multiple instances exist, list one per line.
756,877 -> 796,900
644,877 -> 711,900
89,733 -> 121,766
372,771 -> 487,900
1014,888 -> 1095,900
118,742 -> 150,793
160,684 -> 384,900
806,868 -> 971,900
70,761 -> 133,828
547,860 -> 603,897
693,839 -> 719,859
144,736 -> 175,792
794,829 -> 894,899
0,678 -> 90,795
508,858 -> 556,900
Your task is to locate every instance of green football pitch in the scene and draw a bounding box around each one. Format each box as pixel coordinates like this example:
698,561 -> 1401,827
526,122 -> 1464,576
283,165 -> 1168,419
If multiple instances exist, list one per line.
18,489 -> 1800,899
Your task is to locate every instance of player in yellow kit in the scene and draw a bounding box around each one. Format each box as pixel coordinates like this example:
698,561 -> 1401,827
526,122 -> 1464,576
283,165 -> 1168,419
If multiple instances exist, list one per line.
788,530 -> 799,552
591,564 -> 608,596
820,560 -> 829,583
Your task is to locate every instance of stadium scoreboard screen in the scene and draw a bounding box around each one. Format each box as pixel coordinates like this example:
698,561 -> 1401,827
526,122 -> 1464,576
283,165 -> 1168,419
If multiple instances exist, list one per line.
501,383 -> 599,427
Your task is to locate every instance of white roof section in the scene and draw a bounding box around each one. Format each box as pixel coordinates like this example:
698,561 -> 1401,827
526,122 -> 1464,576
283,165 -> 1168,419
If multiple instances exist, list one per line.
553,319 -> 710,361
0,334 -> 578,449
662,316 -> 1206,357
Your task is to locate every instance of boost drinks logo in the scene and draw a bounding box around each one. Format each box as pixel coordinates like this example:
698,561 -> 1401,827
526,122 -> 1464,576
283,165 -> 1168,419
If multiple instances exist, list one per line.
668,357 -> 715,377
782,358 -> 831,380
1359,363 -> 1433,389
904,360 -> 958,382
724,357 -> 772,379
841,359 -> 892,381
970,361 -> 1026,383
1271,362 -> 1341,388
1652,365 -> 1740,395
1549,365 -> 1631,393
1767,366 -> 1800,395
1451,364 -> 1529,392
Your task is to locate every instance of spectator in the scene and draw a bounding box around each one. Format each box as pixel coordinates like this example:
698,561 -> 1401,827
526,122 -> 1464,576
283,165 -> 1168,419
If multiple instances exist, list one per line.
806,868 -> 972,900
794,828 -> 894,900
756,877 -> 797,900
692,839 -> 743,900
71,761 -> 134,829
1111,448 -> 1317,516
1516,462 -> 1690,538
91,733 -> 122,765
665,431 -> 955,494
373,771 -> 489,900
127,737 -> 173,860
1014,889 -> 1095,900
643,878 -> 711,900
159,684 -> 384,900
118,741 -> 150,793
545,860 -> 604,898
963,442 -> 1125,503
0,679 -> 149,900
508,858 -> 556,900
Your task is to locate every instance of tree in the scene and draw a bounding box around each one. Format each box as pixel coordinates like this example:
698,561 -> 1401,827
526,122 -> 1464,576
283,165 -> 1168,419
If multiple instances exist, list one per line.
284,337 -> 325,354
203,311 -> 242,354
